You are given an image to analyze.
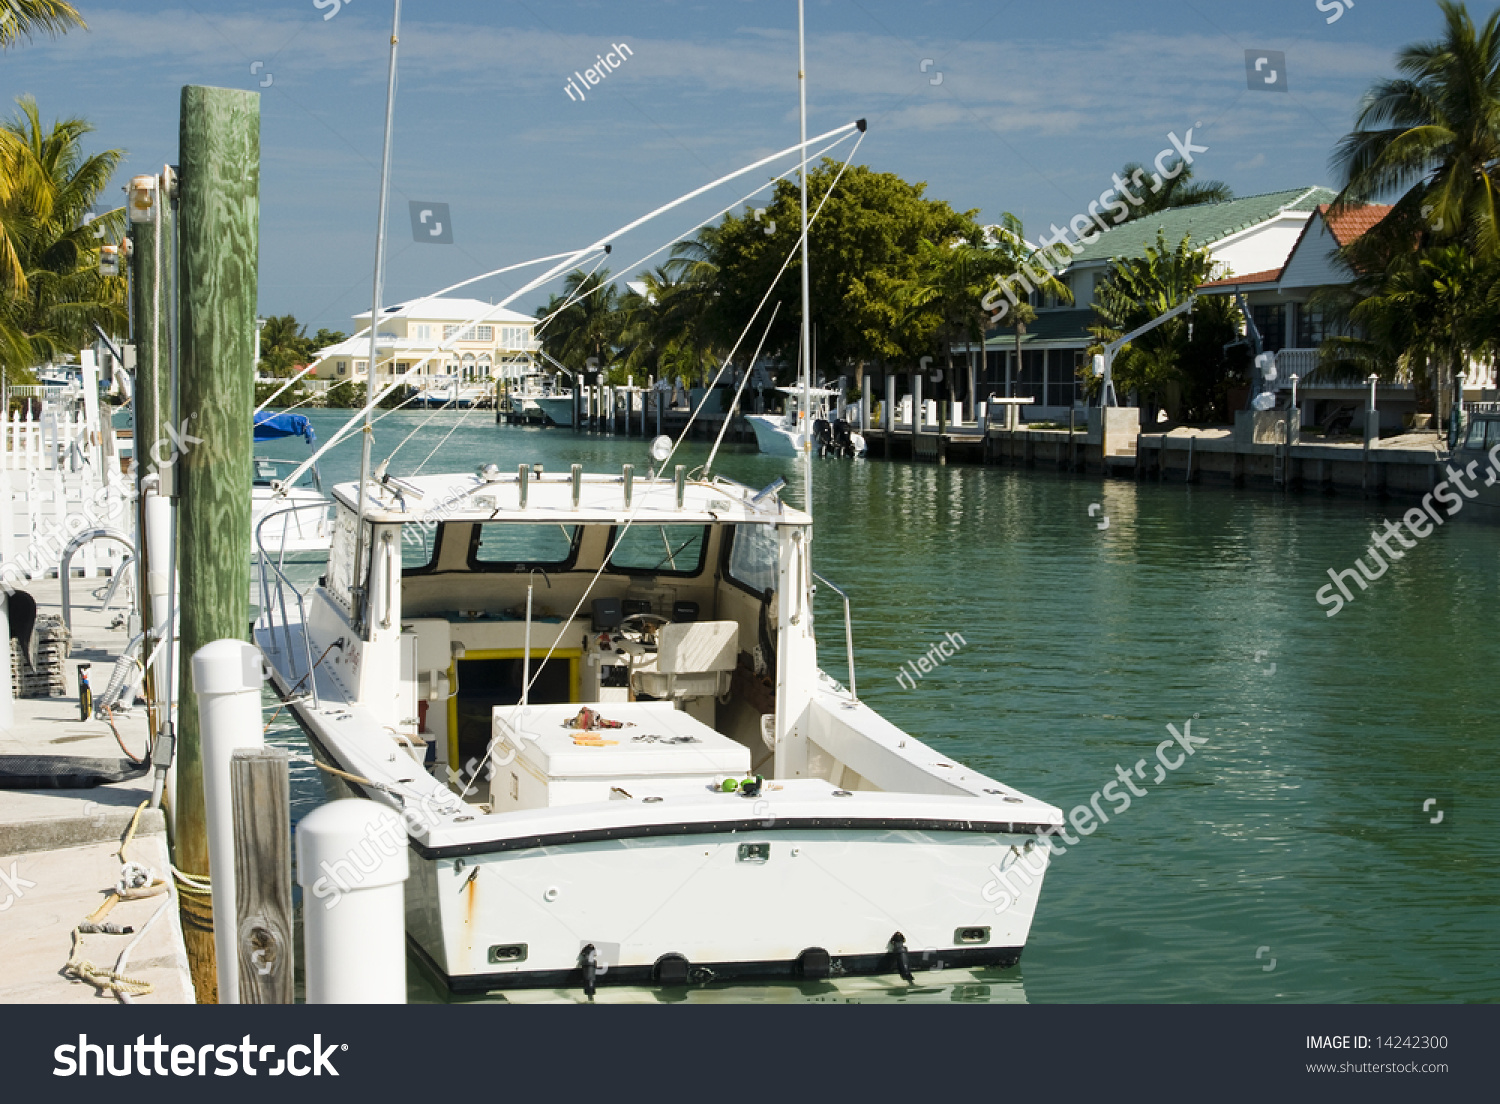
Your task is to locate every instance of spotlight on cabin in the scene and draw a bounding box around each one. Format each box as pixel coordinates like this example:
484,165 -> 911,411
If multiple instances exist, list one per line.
478,463 -> 502,482
648,435 -> 672,464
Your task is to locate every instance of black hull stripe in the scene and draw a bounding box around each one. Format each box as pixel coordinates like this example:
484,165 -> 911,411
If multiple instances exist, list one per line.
407,935 -> 1023,994
413,817 -> 1055,860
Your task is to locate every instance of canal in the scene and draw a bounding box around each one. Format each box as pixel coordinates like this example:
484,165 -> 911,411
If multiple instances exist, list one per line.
256,408 -> 1499,1003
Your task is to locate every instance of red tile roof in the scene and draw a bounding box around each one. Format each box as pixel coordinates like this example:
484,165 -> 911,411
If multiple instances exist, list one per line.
1319,203 -> 1393,247
1199,267 -> 1283,289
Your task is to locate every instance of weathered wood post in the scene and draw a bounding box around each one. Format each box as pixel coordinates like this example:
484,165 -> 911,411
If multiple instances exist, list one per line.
129,170 -> 175,739
231,746 -> 293,1004
176,85 -> 260,1003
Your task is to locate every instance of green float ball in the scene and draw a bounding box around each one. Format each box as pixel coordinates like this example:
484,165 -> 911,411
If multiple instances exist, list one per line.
721,778 -> 739,793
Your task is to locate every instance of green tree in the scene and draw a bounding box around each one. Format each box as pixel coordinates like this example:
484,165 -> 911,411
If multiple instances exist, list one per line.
1114,162 -> 1233,223
1087,230 -> 1226,413
1331,0 -> 1500,256
0,96 -> 126,385
617,265 -> 721,387
535,268 -> 621,380
896,220 -> 1068,414
693,162 -> 980,379
0,1 -> 86,48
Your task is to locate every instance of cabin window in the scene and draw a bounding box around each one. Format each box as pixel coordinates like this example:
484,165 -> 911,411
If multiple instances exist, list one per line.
725,524 -> 779,595
401,522 -> 440,572
1465,419 -> 1487,449
1488,420 -> 1500,448
467,523 -> 581,571
606,524 -> 709,577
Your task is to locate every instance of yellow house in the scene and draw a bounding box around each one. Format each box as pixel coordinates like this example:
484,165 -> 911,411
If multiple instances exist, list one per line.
313,297 -> 538,384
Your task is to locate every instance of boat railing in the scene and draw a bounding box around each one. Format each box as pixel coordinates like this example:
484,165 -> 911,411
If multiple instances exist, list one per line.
812,571 -> 858,704
255,500 -> 331,708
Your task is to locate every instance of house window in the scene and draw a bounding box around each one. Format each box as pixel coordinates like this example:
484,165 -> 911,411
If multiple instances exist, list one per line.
413,324 -> 432,342
443,324 -> 458,340
474,326 -> 493,342
338,364 -> 346,376
1294,303 -> 1327,348
1251,305 -> 1286,353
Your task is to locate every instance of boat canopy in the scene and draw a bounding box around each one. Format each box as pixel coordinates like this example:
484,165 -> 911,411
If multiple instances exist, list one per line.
253,412 -> 316,444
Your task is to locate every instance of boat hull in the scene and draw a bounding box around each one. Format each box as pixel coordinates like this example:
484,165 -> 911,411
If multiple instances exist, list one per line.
747,415 -> 803,456
402,822 -> 1044,992
534,396 -> 574,427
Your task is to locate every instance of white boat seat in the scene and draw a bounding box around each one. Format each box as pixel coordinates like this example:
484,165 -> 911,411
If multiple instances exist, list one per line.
632,620 -> 737,702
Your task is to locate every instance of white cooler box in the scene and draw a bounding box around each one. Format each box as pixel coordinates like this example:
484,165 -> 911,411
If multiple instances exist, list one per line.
490,701 -> 750,811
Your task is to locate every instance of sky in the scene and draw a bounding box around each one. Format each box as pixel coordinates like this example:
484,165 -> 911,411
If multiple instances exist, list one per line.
1,0 -> 1465,334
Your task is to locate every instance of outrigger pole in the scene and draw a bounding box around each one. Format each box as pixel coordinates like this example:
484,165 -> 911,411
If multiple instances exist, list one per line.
352,0 -> 403,635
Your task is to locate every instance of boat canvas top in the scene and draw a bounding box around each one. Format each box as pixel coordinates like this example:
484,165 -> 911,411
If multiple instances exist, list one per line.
333,470 -> 811,527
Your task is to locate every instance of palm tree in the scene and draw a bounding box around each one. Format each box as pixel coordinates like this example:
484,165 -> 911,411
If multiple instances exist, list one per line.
1115,162 -> 1233,223
617,266 -> 721,387
0,1 -> 86,48
534,268 -> 622,381
898,227 -> 1062,422
1330,0 -> 1500,255
977,213 -> 1073,404
0,96 -> 126,384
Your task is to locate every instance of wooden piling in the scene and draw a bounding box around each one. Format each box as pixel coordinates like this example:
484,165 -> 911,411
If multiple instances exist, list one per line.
175,85 -> 260,1003
130,181 -> 173,473
231,747 -> 293,1004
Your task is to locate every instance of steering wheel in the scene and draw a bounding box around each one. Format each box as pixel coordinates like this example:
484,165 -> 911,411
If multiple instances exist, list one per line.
618,612 -> 671,643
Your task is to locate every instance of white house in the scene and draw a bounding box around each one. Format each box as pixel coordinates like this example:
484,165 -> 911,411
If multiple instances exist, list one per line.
314,297 -> 539,386
977,187 -> 1337,418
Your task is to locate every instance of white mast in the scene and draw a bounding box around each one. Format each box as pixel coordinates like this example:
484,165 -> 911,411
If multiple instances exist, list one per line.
353,0 -> 402,634
797,0 -> 813,517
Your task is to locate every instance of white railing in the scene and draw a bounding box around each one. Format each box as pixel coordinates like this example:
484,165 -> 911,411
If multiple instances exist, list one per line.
254,502 -> 331,708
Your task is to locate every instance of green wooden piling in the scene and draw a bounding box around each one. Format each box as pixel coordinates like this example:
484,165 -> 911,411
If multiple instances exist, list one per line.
174,85 -> 260,1004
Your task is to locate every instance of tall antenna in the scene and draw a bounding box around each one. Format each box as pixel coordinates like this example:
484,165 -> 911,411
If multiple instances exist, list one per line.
352,0 -> 402,634
797,0 -> 813,518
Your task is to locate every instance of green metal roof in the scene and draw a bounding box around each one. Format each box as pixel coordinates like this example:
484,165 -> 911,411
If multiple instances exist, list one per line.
1064,186 -> 1336,266
985,308 -> 1093,345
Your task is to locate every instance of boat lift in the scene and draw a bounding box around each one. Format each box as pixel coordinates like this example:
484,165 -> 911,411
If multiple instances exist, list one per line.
1096,294 -> 1198,407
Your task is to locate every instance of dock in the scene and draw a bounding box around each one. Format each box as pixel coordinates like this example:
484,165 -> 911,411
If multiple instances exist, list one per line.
0,578 -> 194,1004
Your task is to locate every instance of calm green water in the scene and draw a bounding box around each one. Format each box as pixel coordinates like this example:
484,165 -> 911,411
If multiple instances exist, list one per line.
259,408 -> 1500,1004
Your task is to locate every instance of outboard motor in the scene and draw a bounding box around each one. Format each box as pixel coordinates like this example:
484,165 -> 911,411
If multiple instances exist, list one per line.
832,419 -> 854,457
812,418 -> 833,456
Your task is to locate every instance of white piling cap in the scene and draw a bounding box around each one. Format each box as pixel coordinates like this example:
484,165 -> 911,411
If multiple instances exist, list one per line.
296,799 -> 410,890
191,639 -> 266,695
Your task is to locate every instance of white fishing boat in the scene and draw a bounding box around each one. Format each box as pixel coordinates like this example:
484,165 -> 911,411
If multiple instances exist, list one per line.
747,386 -> 866,457
256,0 -> 1057,996
533,394 -> 574,427
256,459 -> 1061,993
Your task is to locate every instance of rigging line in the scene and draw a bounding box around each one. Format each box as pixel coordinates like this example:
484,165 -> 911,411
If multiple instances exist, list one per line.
253,248 -> 593,416
334,122 -> 865,452
283,127 -> 860,489
457,133 -> 865,803
523,131 -> 858,353
704,300 -> 782,477
662,130 -> 866,454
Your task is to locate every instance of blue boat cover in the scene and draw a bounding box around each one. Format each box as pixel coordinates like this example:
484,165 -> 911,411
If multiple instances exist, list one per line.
253,412 -> 316,444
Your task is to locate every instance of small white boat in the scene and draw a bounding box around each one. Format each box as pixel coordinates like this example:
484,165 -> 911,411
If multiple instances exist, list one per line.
747,386 -> 866,457
250,414 -> 331,558
533,395 -> 573,427
256,462 -> 1061,994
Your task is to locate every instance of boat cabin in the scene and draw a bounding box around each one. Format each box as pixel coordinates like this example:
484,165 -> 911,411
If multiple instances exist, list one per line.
297,465 -> 821,806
